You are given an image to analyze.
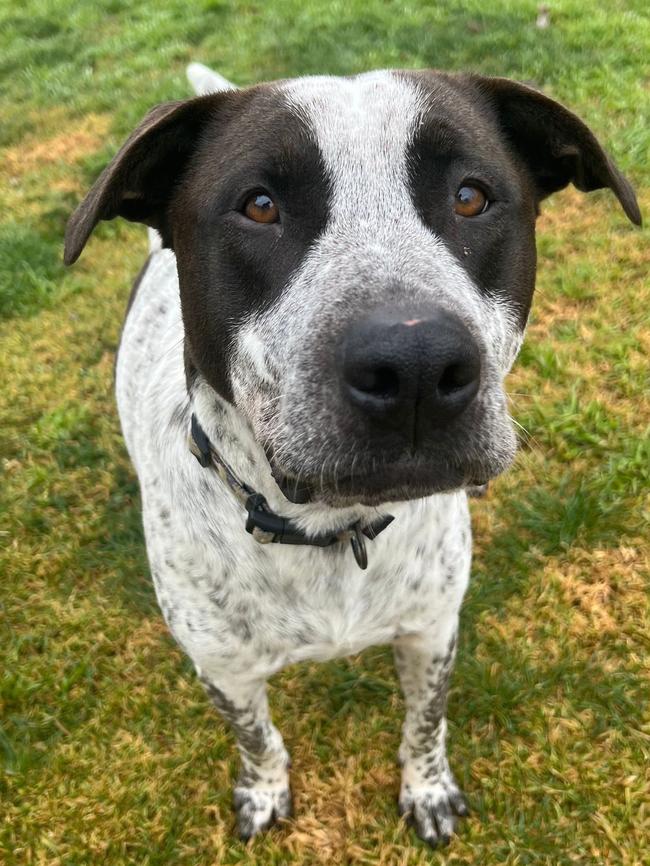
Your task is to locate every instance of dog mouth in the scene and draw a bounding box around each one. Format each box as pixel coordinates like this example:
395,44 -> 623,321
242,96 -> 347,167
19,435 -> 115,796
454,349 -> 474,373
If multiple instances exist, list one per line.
262,401 -> 516,507
269,454 -> 494,506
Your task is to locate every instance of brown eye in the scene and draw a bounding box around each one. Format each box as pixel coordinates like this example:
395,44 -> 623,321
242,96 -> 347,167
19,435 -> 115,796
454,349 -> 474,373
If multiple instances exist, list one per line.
454,185 -> 488,217
243,192 -> 279,224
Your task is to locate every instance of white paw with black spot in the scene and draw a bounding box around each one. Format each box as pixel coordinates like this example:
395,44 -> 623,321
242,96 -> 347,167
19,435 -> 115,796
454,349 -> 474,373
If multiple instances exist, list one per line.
233,781 -> 293,840
398,775 -> 469,848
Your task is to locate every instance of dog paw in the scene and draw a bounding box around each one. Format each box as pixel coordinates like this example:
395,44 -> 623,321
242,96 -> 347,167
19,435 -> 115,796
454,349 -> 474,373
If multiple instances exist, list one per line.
233,782 -> 293,840
398,775 -> 469,848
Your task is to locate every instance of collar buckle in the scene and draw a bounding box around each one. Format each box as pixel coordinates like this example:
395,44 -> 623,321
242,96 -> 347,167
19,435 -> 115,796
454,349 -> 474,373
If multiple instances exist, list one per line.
190,413 -> 393,569
245,493 -> 341,549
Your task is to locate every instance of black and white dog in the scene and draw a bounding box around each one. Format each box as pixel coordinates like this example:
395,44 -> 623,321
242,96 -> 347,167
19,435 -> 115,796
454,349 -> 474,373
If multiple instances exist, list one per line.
65,63 -> 640,847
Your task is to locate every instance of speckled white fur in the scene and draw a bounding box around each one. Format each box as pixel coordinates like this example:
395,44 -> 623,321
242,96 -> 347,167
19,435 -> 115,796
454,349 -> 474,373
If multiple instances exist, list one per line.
114,67 -> 524,844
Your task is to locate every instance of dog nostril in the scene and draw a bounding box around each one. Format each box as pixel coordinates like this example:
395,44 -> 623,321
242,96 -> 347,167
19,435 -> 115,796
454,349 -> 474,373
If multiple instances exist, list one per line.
437,362 -> 476,395
354,366 -> 400,400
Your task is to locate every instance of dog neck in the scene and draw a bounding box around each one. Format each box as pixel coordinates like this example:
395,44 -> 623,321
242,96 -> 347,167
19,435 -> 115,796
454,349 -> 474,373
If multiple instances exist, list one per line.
189,376 -> 392,537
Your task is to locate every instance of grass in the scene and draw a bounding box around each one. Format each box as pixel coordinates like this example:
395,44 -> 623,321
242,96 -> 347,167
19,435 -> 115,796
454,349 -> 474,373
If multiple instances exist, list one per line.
1,1 -> 648,863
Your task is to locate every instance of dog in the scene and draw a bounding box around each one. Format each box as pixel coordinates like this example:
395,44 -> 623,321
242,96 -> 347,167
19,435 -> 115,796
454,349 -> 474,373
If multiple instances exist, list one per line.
64,62 -> 640,847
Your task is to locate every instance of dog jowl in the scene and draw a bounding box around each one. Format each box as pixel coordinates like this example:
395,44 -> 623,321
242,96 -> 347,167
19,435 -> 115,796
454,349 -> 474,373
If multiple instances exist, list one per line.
65,66 -> 640,846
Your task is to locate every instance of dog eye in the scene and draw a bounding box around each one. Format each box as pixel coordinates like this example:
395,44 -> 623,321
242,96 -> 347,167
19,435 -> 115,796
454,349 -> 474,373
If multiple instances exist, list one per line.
454,185 -> 489,217
243,192 -> 280,224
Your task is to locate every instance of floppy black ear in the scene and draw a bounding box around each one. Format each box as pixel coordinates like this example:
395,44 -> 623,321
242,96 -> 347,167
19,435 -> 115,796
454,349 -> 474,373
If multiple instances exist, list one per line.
471,76 -> 642,226
64,95 -> 224,265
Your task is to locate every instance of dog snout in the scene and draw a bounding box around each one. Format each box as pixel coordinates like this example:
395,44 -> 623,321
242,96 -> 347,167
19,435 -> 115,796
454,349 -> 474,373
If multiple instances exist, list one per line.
340,306 -> 481,434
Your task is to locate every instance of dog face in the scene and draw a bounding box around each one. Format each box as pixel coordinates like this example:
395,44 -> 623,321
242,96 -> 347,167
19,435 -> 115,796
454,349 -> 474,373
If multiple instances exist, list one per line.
65,70 -> 640,506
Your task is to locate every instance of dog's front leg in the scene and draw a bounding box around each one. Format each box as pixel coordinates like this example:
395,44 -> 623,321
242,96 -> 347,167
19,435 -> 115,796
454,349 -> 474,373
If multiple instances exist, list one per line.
393,622 -> 469,848
199,673 -> 291,839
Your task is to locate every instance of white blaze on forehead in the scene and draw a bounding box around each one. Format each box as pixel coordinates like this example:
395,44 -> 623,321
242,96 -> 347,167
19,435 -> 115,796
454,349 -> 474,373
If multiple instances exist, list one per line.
280,72 -> 427,224
275,72 -> 499,334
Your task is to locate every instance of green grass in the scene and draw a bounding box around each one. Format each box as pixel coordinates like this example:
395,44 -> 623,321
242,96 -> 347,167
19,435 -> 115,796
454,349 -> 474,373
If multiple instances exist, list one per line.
1,1 -> 648,863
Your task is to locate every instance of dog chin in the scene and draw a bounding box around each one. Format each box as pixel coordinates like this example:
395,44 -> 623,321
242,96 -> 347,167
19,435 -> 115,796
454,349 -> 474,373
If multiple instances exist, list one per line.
273,456 -> 508,508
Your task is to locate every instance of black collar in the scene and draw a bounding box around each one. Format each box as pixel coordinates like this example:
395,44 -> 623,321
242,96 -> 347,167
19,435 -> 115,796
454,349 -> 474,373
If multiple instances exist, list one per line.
188,414 -> 394,570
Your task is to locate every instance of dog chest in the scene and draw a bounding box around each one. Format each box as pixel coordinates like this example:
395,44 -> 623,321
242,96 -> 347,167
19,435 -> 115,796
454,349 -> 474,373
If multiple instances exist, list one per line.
142,486 -> 471,672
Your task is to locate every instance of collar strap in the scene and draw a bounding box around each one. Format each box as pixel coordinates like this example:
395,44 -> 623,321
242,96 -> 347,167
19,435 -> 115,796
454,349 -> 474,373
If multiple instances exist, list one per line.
188,413 -> 393,570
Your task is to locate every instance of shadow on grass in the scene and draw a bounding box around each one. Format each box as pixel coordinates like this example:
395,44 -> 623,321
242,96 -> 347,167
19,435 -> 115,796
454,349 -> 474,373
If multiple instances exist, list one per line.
95,461 -> 156,616
0,222 -> 66,321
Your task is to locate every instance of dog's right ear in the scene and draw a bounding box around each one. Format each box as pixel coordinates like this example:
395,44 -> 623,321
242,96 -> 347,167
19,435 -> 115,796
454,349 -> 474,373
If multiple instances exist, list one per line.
64,96 -> 222,265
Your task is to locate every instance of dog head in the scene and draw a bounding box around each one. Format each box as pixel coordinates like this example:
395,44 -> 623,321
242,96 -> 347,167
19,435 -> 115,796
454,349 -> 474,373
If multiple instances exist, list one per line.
65,69 -> 640,507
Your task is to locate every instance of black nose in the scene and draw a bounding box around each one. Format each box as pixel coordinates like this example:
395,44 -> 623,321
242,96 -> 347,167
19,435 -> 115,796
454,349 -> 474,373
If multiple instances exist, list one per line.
340,306 -> 481,433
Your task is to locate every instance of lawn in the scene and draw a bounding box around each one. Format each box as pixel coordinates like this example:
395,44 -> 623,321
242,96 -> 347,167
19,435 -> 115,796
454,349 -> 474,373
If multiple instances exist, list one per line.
1,1 -> 648,864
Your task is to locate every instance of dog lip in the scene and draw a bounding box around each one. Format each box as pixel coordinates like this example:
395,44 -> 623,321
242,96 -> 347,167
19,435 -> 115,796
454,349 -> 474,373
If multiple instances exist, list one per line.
269,460 -> 313,503
269,456 -> 494,506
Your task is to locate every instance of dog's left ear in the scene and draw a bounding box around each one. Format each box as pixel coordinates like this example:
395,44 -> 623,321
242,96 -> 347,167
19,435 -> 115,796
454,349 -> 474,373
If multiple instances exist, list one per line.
471,76 -> 642,226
